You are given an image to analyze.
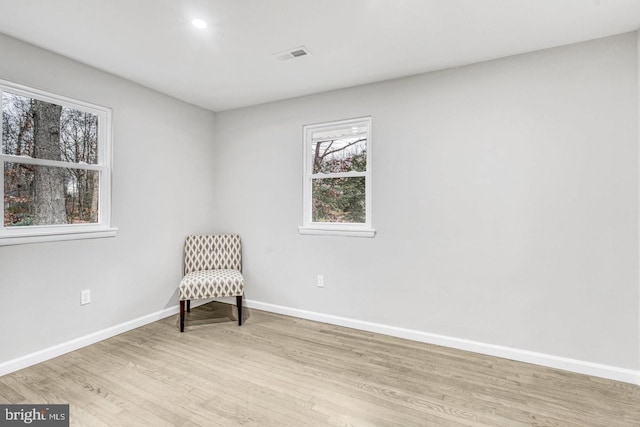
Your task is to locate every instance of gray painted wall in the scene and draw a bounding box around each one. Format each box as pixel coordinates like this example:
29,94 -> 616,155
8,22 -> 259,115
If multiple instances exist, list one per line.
1,31 -> 637,373
0,34 -> 217,362
213,33 -> 639,369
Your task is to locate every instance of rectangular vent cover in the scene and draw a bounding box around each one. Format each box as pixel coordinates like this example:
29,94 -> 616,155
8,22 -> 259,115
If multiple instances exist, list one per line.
274,46 -> 311,61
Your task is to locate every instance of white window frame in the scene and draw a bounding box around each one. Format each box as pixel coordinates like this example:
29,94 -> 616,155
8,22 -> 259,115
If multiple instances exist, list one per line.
0,79 -> 117,246
298,116 -> 375,238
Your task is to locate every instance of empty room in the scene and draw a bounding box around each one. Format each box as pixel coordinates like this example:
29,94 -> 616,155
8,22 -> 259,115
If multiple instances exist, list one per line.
1,1 -> 639,425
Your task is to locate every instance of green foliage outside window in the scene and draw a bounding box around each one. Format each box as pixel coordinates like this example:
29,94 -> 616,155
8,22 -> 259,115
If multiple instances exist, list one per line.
311,139 -> 367,223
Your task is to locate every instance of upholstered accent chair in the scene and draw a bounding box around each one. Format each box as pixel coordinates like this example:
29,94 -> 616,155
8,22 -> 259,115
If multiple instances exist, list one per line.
178,234 -> 244,332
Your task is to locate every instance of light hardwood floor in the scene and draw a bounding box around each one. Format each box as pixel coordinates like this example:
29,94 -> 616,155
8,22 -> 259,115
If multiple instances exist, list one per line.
1,302 -> 638,426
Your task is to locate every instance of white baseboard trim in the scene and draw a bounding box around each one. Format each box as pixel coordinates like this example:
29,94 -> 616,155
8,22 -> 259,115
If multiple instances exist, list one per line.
3,298 -> 639,386
245,299 -> 640,386
0,300 -> 209,378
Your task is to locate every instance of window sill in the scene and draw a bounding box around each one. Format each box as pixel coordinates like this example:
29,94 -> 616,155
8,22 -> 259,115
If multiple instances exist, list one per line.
298,226 -> 376,238
0,227 -> 119,246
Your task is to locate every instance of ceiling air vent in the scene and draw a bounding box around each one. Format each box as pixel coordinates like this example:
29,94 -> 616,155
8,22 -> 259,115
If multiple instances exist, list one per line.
274,46 -> 311,61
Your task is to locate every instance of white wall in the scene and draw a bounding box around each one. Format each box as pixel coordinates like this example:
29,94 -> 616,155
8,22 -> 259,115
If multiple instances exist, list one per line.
0,34 -> 216,363
213,33 -> 639,370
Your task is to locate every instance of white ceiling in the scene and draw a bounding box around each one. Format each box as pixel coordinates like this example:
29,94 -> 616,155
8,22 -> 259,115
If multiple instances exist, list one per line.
0,0 -> 639,112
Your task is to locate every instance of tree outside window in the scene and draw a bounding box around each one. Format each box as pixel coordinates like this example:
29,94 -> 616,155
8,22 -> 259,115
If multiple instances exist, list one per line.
300,117 -> 374,237
0,80 -> 114,245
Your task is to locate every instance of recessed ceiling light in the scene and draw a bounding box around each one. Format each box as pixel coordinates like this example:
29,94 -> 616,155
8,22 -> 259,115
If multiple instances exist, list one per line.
192,19 -> 207,29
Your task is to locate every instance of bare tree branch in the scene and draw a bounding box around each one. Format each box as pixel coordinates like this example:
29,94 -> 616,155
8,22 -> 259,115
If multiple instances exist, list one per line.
319,138 -> 366,159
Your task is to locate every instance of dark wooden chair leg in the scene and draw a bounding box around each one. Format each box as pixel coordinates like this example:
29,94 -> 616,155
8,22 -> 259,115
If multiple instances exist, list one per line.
179,300 -> 185,332
186,299 -> 191,312
236,295 -> 243,326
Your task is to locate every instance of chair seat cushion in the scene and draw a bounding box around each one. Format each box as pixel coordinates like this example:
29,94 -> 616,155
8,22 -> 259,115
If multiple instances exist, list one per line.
179,269 -> 244,300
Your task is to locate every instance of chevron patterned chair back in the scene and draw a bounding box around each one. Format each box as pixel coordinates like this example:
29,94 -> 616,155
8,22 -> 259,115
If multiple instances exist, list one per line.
178,234 -> 244,332
184,234 -> 242,273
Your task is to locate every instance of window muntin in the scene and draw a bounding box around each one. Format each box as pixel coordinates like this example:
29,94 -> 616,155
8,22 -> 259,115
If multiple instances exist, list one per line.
0,80 -> 114,245
300,117 -> 374,237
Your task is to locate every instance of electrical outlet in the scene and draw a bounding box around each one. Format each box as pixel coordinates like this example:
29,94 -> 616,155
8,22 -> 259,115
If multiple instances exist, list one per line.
317,275 -> 324,288
81,289 -> 91,305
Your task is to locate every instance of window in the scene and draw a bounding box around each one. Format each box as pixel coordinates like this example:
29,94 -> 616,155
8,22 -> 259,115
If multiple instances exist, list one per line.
0,79 -> 116,245
299,116 -> 375,237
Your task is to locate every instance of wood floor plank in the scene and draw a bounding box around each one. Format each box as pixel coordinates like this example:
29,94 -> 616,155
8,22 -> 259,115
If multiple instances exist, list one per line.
1,302 -> 638,426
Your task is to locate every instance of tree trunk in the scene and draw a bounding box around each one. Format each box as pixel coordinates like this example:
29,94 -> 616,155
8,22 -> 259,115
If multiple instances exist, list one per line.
90,171 -> 99,221
33,100 -> 66,225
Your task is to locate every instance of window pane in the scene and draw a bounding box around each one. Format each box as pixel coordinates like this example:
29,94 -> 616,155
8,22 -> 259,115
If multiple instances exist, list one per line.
2,91 -> 98,164
312,177 -> 365,223
311,127 -> 367,174
4,162 -> 99,226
